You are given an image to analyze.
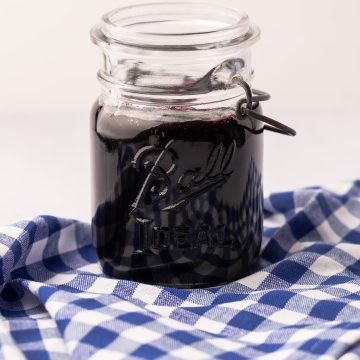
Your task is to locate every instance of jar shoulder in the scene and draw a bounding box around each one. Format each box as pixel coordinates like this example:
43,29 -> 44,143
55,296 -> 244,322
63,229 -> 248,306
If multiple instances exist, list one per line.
90,98 -> 102,130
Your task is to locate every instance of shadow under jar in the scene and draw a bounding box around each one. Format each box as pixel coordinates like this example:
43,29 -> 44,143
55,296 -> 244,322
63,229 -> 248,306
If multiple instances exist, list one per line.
90,3 -> 264,288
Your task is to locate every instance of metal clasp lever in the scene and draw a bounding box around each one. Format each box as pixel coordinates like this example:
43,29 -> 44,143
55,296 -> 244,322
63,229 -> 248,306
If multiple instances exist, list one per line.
232,76 -> 296,137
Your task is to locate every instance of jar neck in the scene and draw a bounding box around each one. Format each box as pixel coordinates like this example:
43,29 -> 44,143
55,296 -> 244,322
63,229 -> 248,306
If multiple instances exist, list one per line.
97,54 -> 254,107
91,3 -> 260,106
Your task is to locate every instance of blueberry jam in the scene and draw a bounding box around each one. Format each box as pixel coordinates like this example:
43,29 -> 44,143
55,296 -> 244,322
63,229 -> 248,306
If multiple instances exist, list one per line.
91,104 -> 264,288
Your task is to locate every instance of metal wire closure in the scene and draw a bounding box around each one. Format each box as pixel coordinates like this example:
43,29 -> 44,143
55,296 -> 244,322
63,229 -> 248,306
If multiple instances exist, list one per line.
233,76 -> 297,136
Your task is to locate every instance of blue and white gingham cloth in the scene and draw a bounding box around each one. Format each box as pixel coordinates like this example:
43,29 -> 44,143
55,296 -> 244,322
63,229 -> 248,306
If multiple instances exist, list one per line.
1,181 -> 360,360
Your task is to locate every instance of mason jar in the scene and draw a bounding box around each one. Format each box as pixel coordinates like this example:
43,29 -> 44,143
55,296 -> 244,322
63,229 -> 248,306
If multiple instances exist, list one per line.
90,3 -> 264,288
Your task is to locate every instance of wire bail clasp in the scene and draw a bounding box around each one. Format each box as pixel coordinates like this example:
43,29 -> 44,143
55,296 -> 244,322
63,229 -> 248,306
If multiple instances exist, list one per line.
232,76 -> 296,136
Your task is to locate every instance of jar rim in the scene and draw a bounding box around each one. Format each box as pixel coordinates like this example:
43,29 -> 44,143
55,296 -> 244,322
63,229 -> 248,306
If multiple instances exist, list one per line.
91,2 -> 260,50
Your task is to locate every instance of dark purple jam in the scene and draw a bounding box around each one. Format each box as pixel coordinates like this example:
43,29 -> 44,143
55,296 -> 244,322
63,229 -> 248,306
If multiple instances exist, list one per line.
91,103 -> 264,288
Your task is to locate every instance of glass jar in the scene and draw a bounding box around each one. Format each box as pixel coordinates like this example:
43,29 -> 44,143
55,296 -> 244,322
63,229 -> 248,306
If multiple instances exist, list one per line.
90,3 -> 264,288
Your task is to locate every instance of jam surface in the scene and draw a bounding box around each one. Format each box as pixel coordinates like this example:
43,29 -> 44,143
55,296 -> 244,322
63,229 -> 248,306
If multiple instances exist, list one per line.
91,104 -> 264,287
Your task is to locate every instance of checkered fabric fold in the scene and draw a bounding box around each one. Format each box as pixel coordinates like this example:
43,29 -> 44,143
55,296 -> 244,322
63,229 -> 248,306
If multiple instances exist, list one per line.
0,181 -> 360,360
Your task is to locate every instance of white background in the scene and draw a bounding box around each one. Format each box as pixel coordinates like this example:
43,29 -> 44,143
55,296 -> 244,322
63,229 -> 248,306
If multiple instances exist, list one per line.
0,0 -> 359,225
